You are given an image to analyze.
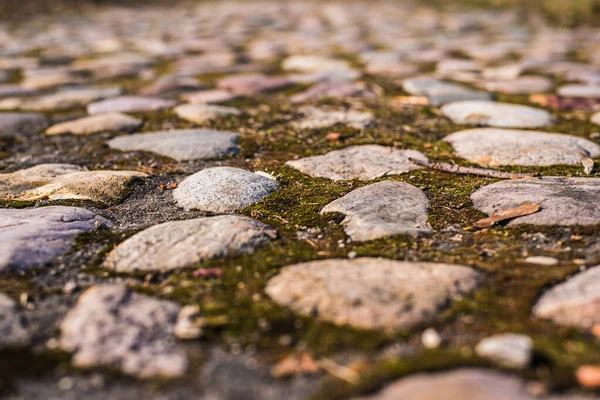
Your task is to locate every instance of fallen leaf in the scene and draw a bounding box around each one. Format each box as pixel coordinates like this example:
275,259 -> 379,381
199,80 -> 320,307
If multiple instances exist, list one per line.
271,353 -> 320,378
474,203 -> 541,229
392,96 -> 429,106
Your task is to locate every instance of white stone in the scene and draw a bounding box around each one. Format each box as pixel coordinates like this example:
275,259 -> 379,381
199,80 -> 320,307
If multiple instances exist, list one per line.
59,284 -> 187,378
471,177 -> 600,226
0,206 -> 111,272
108,129 -> 240,161
352,368 -> 537,400
286,145 -> 427,181
46,113 -> 142,135
265,258 -> 480,330
291,106 -> 373,130
557,85 -> 600,99
173,167 -> 278,212
476,333 -> 533,369
533,265 -> 600,331
103,216 -> 277,272
444,128 -> 600,167
441,101 -> 553,128
174,104 -> 240,124
87,96 -> 176,115
321,180 -> 431,241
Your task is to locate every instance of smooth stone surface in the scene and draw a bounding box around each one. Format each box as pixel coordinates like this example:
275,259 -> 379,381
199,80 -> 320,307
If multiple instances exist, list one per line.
59,284 -> 187,378
476,333 -> 533,369
321,180 -> 431,241
444,128 -> 600,166
0,85 -> 35,99
365,60 -> 419,77
402,76 -> 493,106
0,87 -> 122,111
0,206 -> 111,272
173,167 -> 278,212
46,113 -> 142,135
181,89 -> 240,104
290,81 -> 378,103
175,52 -> 237,75
139,75 -> 203,96
87,96 -> 177,115
286,145 -> 427,181
436,59 -> 482,75
592,111 -> 600,126
103,216 -> 277,272
288,69 -> 362,84
20,67 -> 83,90
352,368 -> 537,400
174,104 -> 240,124
108,129 -> 240,161
216,74 -> 291,95
282,55 -> 352,73
558,85 -> 600,99
533,265 -> 600,331
0,112 -> 47,138
291,106 -> 373,129
265,258 -> 480,330
441,101 -> 553,128
482,76 -> 554,95
471,177 -> 600,226
482,64 -> 524,81
0,294 -> 30,347
0,163 -> 146,203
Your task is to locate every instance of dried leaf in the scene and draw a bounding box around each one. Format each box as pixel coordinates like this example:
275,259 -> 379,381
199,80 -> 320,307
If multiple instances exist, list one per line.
392,95 -> 429,106
271,353 -> 320,378
474,203 -> 541,229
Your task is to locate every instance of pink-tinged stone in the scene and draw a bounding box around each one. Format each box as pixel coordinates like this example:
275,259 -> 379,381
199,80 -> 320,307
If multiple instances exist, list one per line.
87,96 -> 177,115
290,81 -> 379,103
217,74 -> 292,95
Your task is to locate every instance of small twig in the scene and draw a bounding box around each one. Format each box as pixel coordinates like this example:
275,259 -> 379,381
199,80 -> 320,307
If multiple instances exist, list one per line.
409,158 -> 539,180
317,358 -> 360,385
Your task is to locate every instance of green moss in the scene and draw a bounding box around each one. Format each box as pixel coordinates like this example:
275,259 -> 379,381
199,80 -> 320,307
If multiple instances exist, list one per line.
2,12 -> 600,396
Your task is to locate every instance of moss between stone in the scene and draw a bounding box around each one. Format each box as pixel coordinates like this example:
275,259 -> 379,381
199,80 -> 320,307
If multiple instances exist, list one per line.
2,30 -> 600,399
0,348 -> 71,396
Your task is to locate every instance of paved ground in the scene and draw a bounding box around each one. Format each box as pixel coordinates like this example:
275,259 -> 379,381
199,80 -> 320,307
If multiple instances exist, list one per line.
1,1 -> 600,399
